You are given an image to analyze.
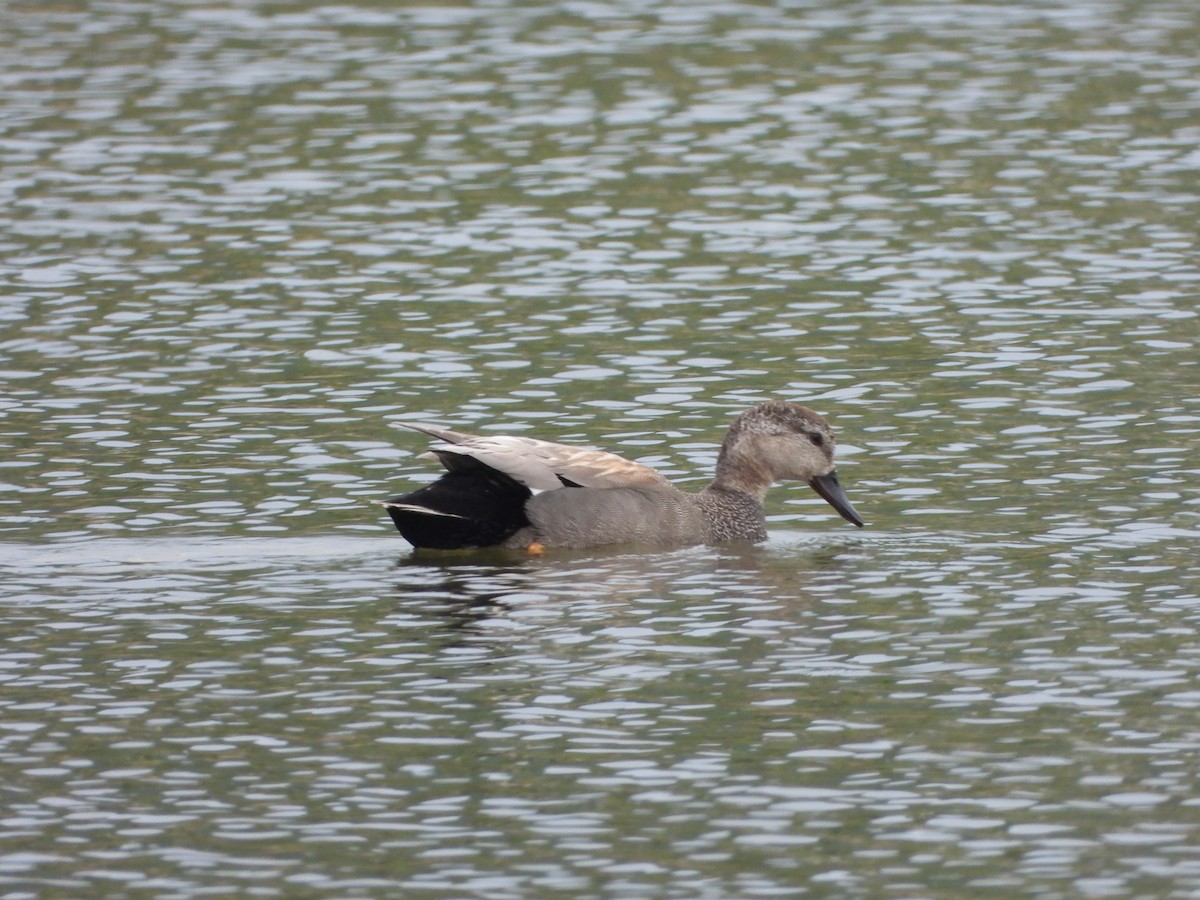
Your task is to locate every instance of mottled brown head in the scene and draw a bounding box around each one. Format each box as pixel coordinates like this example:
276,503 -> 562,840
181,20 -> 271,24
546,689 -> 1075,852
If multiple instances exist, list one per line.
713,401 -> 863,527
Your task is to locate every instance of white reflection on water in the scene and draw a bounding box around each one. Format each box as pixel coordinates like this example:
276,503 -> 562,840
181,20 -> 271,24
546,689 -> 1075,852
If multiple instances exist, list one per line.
3,0 -> 1200,894
1,523 -> 1198,895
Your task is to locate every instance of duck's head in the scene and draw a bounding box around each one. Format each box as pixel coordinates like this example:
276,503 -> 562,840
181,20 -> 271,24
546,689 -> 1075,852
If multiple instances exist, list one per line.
717,401 -> 864,527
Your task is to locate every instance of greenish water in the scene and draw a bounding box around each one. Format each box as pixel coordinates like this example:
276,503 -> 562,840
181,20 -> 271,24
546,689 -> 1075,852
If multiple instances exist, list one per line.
3,0 -> 1199,896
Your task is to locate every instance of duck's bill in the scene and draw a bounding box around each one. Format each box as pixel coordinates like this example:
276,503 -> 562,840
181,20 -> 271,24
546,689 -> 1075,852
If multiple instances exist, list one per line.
808,470 -> 865,527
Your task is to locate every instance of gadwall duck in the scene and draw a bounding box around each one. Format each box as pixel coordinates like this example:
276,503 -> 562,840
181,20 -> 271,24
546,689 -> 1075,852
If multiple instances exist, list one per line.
382,401 -> 864,551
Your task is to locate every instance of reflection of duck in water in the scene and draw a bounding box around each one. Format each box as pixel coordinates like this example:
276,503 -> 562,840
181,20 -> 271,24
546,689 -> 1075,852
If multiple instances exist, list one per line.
382,401 -> 864,551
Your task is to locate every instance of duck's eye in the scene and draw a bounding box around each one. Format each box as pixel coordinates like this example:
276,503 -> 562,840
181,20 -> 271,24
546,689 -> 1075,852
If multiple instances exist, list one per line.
808,432 -> 824,447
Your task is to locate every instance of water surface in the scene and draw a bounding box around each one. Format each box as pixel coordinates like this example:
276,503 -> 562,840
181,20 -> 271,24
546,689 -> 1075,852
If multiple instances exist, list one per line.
2,0 -> 1199,896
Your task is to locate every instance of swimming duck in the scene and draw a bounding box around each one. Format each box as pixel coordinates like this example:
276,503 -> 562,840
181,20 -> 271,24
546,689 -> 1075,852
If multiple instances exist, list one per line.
382,400 -> 864,550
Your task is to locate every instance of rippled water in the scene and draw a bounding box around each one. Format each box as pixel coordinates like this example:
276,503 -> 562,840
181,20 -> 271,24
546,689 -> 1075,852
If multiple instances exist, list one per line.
3,0 -> 1199,896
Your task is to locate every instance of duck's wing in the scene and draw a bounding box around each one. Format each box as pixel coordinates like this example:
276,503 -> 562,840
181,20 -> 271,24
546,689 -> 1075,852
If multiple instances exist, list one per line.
398,424 -> 672,493
396,421 -> 479,445
504,437 -> 673,491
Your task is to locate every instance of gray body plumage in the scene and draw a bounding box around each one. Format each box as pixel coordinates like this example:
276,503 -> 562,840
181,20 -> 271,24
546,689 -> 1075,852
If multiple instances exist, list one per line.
504,485 -> 766,549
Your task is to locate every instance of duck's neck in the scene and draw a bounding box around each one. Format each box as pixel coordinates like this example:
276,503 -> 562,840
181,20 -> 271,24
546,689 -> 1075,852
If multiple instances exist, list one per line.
709,450 -> 773,502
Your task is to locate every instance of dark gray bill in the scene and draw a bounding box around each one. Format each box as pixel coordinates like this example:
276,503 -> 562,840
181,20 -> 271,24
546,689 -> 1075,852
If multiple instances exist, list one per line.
808,470 -> 864,527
